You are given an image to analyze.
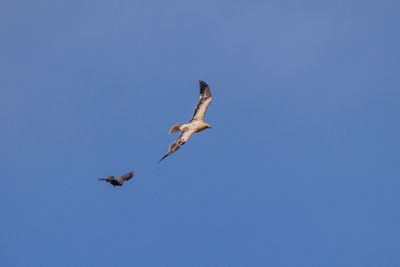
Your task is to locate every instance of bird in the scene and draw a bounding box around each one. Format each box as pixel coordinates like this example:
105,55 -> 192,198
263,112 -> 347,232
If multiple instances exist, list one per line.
98,171 -> 134,187
158,80 -> 212,163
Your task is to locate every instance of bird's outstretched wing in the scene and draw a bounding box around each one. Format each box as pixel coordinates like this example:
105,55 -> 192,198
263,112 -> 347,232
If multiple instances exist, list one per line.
98,176 -> 114,182
115,171 -> 134,183
158,129 -> 194,163
190,80 -> 212,122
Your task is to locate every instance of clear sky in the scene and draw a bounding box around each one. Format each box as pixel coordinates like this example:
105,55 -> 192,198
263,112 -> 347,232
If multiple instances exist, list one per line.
1,0 -> 399,266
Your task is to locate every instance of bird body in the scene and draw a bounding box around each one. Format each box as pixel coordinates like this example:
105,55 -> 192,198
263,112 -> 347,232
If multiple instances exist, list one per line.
159,80 -> 212,163
98,171 -> 134,187
109,179 -> 123,187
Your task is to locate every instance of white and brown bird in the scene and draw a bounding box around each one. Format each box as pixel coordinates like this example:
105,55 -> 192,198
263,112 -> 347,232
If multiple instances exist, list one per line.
98,171 -> 134,187
158,80 -> 212,163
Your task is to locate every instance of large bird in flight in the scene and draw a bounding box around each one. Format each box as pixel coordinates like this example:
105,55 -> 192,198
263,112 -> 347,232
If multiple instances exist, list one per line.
158,80 -> 212,163
98,171 -> 134,187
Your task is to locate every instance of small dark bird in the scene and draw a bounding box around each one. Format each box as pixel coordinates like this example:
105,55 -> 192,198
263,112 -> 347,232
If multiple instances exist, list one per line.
98,171 -> 134,187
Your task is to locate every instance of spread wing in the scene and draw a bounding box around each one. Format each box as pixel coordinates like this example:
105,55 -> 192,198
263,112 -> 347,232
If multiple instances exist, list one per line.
158,129 -> 194,163
115,171 -> 134,183
190,80 -> 212,122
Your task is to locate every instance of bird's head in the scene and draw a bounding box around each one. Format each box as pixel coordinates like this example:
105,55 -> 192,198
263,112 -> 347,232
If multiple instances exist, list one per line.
206,123 -> 211,129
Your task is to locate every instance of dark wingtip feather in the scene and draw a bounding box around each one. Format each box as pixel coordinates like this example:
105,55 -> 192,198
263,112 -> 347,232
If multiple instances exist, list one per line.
158,153 -> 170,164
199,80 -> 211,96
199,80 -> 208,88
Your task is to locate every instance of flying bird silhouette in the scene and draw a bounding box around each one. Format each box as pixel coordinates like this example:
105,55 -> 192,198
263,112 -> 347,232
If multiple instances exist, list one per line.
98,171 -> 134,187
158,80 -> 212,163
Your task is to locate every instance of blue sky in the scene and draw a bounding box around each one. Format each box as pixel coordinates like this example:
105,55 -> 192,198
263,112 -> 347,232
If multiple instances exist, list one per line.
1,0 -> 399,266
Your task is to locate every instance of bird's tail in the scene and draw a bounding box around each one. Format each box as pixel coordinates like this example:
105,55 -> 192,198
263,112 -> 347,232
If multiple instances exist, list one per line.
98,178 -> 106,181
169,123 -> 183,134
